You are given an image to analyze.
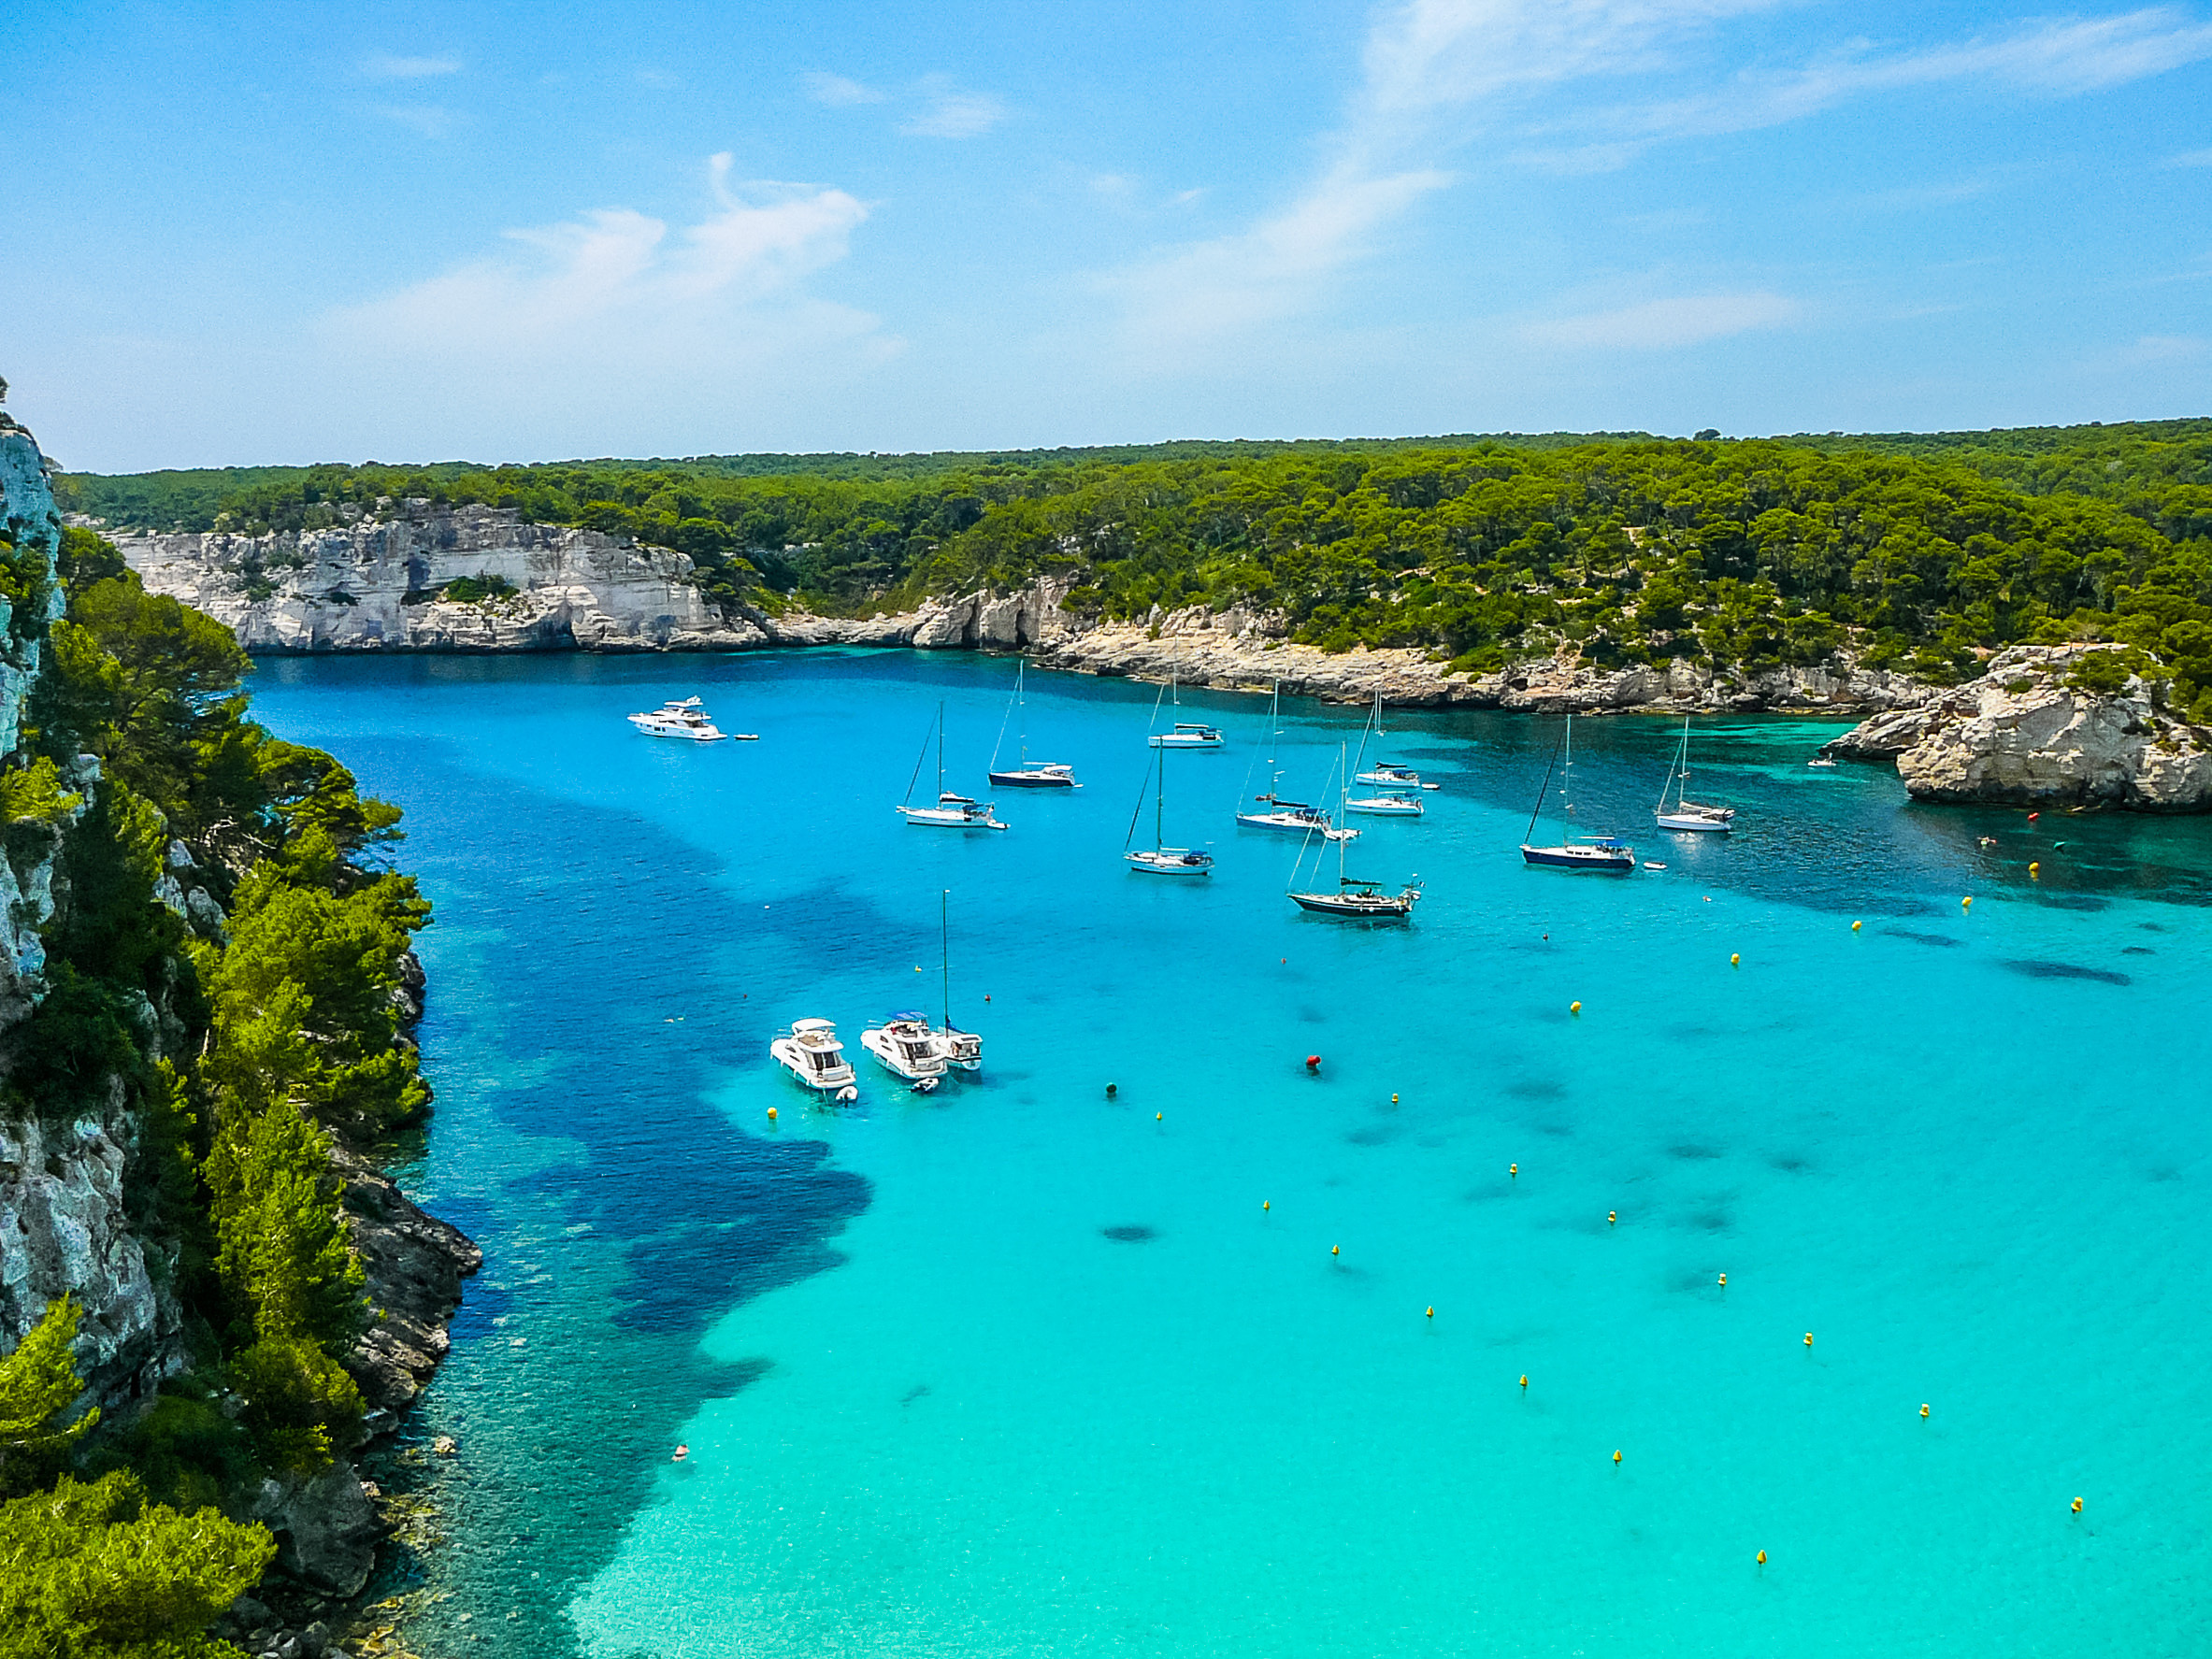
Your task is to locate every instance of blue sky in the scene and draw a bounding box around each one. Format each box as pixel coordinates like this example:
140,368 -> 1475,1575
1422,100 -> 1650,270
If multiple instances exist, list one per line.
9,0 -> 2212,470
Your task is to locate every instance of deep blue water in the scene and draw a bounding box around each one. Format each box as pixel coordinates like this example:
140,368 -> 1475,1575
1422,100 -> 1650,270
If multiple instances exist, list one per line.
249,651 -> 2212,1658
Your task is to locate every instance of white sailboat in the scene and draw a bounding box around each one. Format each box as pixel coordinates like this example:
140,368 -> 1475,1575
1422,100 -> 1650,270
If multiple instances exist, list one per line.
1654,717 -> 1735,832
896,704 -> 1008,830
1343,691 -> 1425,815
1519,715 -> 1636,872
987,660 -> 1077,788
770,1019 -> 860,1102
1350,690 -> 1440,789
1146,665 -> 1224,748
1236,681 -> 1357,840
1290,747 -> 1420,918
1124,743 -> 1214,876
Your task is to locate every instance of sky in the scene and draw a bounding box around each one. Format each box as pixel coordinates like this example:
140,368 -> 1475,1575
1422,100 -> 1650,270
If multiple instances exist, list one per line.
7,0 -> 2212,472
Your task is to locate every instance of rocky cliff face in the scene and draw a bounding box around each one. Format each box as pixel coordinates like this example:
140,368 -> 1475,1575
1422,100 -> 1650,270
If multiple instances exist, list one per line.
108,502 -> 765,652
1829,644 -> 2212,810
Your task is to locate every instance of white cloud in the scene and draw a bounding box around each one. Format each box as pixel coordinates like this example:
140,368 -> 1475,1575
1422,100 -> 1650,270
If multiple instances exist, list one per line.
363,52 -> 460,79
804,71 -> 884,107
1523,291 -> 1799,350
902,82 -> 1008,138
325,154 -> 883,406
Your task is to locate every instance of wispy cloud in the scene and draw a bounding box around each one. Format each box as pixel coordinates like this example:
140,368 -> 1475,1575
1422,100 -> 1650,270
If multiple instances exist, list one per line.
1523,291 -> 1799,350
2170,145 -> 2212,165
328,154 -> 879,380
804,71 -> 883,107
363,51 -> 460,79
373,105 -> 456,139
901,82 -> 1009,138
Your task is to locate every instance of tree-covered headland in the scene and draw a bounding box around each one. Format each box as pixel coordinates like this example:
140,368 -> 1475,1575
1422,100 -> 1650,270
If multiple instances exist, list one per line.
61,418 -> 2212,718
0,521 -> 430,1657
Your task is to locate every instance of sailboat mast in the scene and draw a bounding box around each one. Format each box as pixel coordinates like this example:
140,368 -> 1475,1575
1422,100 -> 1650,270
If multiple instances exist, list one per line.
1156,743 -> 1166,849
1524,726 -> 1565,842
941,889 -> 951,1029
1016,660 -> 1027,766
937,702 -> 945,797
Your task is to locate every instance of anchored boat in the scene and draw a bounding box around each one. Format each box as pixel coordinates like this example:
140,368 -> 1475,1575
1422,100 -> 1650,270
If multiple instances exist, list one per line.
770,1019 -> 860,1103
1654,717 -> 1735,832
1236,682 -> 1357,840
1519,715 -> 1636,873
897,704 -> 1008,830
932,891 -> 982,1073
1290,745 -> 1419,917
987,660 -> 1078,788
860,1014 -> 947,1093
1124,742 -> 1214,876
1350,690 -> 1441,790
627,696 -> 729,741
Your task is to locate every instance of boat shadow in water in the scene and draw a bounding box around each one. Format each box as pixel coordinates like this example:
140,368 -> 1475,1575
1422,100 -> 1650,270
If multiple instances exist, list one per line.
2001,958 -> 2133,986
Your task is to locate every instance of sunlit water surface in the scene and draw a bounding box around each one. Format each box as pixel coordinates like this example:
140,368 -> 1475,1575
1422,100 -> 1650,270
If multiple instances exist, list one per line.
249,651 -> 2212,1659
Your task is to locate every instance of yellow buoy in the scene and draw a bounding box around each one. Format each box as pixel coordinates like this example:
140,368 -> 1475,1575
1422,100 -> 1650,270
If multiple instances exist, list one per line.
1425,1306 -> 1434,1319
1607,1210 -> 1617,1225
1509,1163 -> 1518,1179
1731,952 -> 1741,966
1756,1550 -> 1767,1566
1391,1093 -> 1400,1104
1519,1374 -> 1529,1390
915,965 -> 923,972
1851,919 -> 1862,932
1613,1450 -> 1622,1465
1920,1404 -> 1930,1419
1263,1200 -> 1271,1211
1717,1272 -> 1727,1287
1570,1000 -> 1583,1015
1331,1244 -> 1341,1256
766,1106 -> 778,1121
2029,861 -> 2041,878
2072,1496 -> 2083,1514
1962,895 -> 1974,908
1156,1111 -> 1163,1122
1804,1332 -> 1815,1347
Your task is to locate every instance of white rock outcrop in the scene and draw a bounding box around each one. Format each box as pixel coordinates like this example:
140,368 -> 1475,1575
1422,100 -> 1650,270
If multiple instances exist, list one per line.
1831,644 -> 2212,809
110,501 -> 767,651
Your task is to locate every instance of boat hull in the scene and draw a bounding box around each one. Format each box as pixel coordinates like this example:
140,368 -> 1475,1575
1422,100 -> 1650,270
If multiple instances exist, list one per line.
1150,736 -> 1223,749
1520,844 -> 1637,873
1237,812 -> 1357,840
898,808 -> 1007,830
1343,796 -> 1424,817
1126,850 -> 1214,876
988,769 -> 1075,788
1656,811 -> 1731,832
1289,892 -> 1416,919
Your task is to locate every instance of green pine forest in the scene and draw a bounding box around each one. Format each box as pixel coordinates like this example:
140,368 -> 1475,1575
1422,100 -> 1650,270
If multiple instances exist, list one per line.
1,527 -> 429,1657
59,418 -> 2212,719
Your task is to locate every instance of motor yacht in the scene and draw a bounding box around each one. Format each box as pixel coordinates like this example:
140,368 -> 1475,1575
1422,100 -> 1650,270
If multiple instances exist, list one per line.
860,1015 -> 948,1093
770,1019 -> 859,1102
627,697 -> 728,741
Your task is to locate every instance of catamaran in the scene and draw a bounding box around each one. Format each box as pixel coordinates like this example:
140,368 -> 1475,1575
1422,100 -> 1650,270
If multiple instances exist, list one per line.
1236,681 -> 1357,840
627,696 -> 729,741
1124,743 -> 1214,876
1289,747 -> 1420,917
1519,715 -> 1636,872
1654,716 -> 1735,832
770,1019 -> 860,1103
897,704 -> 1008,830
987,660 -> 1077,788
1350,690 -> 1441,790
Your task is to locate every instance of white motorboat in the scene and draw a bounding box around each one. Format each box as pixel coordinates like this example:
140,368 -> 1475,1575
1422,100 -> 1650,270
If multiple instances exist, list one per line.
1124,743 -> 1214,876
1807,754 -> 1839,768
627,697 -> 728,741
1654,716 -> 1735,832
860,1015 -> 947,1093
1520,715 -> 1636,873
1350,691 -> 1440,788
988,661 -> 1078,787
897,704 -> 1009,830
770,1019 -> 859,1102
1235,681 -> 1357,840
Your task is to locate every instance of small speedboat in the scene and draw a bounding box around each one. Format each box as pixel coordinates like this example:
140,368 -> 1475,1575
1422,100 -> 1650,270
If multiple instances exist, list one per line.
898,793 -> 1008,830
1150,722 -> 1225,750
1237,796 -> 1358,841
1343,791 -> 1426,817
1289,877 -> 1422,920
770,1019 -> 859,1102
1807,755 -> 1839,768
1126,847 -> 1214,876
988,762 -> 1076,788
628,697 -> 728,741
860,1015 -> 948,1093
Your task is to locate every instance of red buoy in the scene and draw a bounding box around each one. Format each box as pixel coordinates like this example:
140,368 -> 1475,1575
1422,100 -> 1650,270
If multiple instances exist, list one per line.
1305,1054 -> 1322,1072
2028,811 -> 2040,822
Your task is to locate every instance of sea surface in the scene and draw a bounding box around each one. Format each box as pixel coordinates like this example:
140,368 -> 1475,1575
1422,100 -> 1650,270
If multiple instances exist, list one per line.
249,650 -> 2212,1659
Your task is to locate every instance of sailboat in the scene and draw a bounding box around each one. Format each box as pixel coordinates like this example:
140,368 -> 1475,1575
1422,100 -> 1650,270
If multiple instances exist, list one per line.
1519,715 -> 1636,872
1654,717 -> 1735,832
1124,744 -> 1214,875
1343,693 -> 1426,817
1289,746 -> 1420,918
987,660 -> 1077,788
931,890 -> 982,1073
1147,665 -> 1224,748
1351,690 -> 1441,790
896,704 -> 1008,830
1236,681 -> 1359,841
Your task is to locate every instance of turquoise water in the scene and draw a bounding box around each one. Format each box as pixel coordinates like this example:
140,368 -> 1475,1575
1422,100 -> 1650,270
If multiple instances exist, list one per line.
250,651 -> 2212,1658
